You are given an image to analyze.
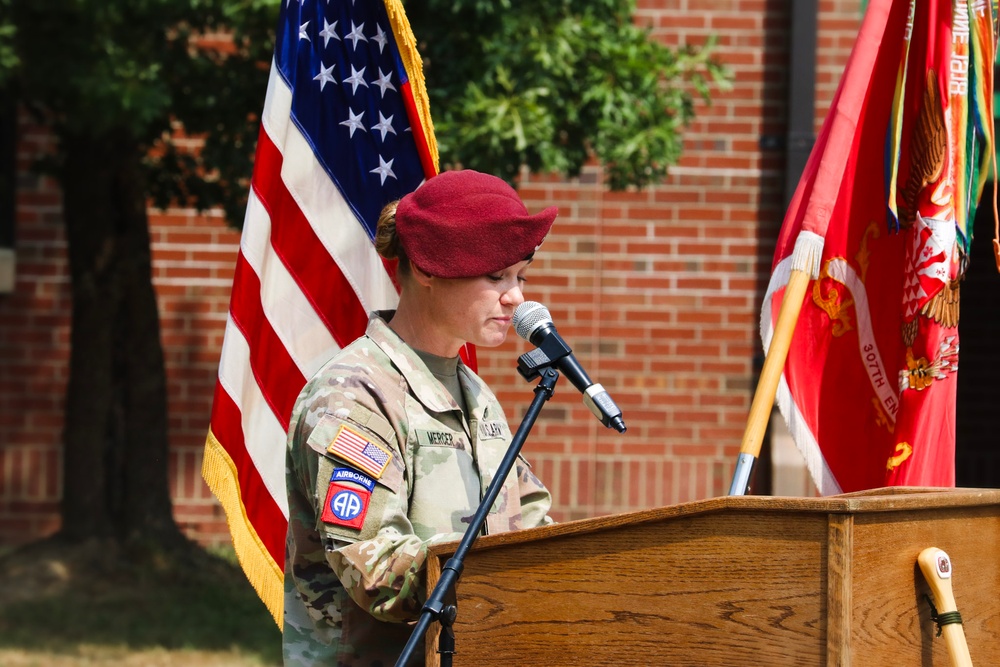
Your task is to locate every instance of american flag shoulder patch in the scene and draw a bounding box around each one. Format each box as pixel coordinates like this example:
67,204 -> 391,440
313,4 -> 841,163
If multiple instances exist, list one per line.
327,423 -> 393,479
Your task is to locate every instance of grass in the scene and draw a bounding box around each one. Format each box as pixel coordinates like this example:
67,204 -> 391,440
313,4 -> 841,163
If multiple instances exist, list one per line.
0,541 -> 282,666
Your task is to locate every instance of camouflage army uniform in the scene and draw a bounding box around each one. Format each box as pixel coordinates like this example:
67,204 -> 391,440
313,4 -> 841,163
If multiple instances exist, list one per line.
283,311 -> 553,666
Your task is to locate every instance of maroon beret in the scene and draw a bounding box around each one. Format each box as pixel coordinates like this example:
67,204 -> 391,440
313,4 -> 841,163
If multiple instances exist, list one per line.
395,170 -> 557,279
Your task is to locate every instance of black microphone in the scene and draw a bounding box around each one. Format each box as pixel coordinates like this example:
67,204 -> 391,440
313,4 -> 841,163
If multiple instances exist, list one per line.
513,301 -> 626,433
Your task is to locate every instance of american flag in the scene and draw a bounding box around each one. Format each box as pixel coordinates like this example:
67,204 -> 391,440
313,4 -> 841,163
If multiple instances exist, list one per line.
328,424 -> 393,478
202,0 -> 438,624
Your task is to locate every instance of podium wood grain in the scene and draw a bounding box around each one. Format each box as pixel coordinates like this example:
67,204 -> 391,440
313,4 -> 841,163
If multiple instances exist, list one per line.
423,488 -> 1000,666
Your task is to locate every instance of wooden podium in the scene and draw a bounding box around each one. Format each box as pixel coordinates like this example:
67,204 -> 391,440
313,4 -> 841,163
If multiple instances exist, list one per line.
423,487 -> 1000,666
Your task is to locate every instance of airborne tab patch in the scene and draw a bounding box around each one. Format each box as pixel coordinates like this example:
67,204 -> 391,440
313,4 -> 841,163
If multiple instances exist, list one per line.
327,424 -> 393,479
331,466 -> 376,492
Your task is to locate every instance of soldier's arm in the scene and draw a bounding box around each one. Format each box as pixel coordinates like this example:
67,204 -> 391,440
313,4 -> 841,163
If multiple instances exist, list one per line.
516,455 -> 555,528
325,528 -> 462,623
301,403 -> 463,623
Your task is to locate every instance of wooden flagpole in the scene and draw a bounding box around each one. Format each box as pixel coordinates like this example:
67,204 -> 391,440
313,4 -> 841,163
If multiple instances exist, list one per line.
728,267 -> 811,496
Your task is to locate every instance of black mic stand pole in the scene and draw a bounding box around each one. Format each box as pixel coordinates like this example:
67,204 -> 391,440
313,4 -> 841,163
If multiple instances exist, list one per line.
395,366 -> 560,667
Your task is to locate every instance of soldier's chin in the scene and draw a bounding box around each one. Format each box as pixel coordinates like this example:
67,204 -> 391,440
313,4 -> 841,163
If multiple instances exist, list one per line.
477,330 -> 508,348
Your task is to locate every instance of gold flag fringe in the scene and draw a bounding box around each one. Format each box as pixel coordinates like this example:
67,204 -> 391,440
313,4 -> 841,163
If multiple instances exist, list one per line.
384,0 -> 440,173
202,429 -> 285,628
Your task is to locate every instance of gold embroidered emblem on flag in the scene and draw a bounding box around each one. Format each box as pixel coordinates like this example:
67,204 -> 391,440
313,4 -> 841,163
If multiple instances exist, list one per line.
327,424 -> 392,479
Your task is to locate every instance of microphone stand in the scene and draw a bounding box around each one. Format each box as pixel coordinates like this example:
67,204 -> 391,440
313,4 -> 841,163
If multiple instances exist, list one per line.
395,365 -> 560,667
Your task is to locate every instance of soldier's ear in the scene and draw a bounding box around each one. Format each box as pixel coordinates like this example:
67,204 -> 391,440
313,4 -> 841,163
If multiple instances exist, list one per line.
410,262 -> 434,288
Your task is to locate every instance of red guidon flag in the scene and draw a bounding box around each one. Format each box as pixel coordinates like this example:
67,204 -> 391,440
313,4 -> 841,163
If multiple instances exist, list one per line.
202,0 -> 447,623
763,0 -> 996,494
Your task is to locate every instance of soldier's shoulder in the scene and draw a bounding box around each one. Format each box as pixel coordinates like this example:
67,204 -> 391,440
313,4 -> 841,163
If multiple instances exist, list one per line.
331,336 -> 396,374
291,341 -> 406,433
303,338 -> 395,389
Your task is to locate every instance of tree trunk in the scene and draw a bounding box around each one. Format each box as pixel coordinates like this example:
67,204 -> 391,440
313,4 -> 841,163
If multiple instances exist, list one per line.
59,129 -> 184,548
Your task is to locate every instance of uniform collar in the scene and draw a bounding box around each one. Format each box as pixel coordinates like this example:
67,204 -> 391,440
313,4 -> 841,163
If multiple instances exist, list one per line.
366,310 -> 465,415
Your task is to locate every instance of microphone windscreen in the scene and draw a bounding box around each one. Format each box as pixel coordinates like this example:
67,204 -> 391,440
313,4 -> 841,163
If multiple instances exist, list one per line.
513,301 -> 552,341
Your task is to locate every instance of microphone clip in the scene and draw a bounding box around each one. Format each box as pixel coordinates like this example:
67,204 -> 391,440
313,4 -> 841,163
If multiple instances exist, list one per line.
516,348 -> 553,382
516,327 -> 572,383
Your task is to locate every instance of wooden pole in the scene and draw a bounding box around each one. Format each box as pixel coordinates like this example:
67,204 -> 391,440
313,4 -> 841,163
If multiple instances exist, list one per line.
729,267 -> 811,495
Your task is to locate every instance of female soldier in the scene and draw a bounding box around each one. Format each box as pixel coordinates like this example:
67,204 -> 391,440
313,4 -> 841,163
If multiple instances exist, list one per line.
283,169 -> 557,666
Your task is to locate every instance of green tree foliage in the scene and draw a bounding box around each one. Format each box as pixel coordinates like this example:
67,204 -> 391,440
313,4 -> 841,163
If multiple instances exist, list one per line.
9,1 -> 273,145
3,0 -> 727,222
409,0 -> 729,189
5,1 -> 276,225
0,0 -> 15,82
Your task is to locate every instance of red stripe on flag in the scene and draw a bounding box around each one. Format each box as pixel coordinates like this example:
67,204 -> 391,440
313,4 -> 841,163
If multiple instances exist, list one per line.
335,429 -> 368,455
399,81 -> 437,179
209,380 -> 287,566
252,126 -> 371,349
228,252 -> 306,431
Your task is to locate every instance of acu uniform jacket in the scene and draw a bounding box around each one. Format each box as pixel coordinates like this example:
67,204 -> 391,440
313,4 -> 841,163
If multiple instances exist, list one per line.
283,311 -> 554,667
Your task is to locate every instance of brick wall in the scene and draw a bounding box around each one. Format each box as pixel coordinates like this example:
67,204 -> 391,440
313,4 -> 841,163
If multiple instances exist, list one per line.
0,1 -> 863,545
1,121 -> 66,541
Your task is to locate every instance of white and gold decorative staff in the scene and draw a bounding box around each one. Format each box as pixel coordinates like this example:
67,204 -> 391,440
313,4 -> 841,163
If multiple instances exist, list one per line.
918,547 -> 973,667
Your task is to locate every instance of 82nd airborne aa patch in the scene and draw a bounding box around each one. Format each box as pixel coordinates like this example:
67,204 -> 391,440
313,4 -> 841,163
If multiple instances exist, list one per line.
321,481 -> 371,529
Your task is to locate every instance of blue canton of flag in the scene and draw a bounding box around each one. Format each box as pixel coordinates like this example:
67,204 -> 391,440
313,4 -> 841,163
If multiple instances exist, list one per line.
361,441 -> 391,467
277,0 -> 429,233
